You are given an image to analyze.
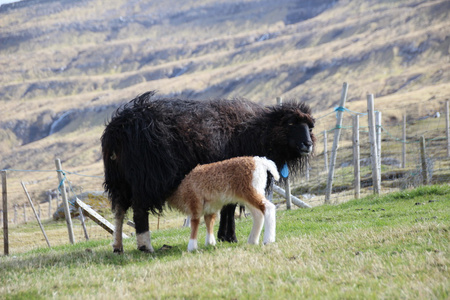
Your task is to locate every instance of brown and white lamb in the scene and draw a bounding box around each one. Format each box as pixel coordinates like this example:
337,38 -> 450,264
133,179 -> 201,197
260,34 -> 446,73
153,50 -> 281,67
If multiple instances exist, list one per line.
167,156 -> 279,252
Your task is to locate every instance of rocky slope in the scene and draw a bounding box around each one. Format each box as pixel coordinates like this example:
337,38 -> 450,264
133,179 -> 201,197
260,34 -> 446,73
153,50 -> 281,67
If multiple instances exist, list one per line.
0,0 -> 449,175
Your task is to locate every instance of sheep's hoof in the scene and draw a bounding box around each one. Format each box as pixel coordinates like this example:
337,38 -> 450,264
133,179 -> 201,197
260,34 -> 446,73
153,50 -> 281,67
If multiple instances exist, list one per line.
218,235 -> 238,243
113,247 -> 123,254
138,246 -> 154,253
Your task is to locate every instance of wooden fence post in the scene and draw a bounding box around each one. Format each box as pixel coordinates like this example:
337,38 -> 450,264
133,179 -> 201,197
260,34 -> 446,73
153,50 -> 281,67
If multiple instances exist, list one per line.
446,101 -> 449,158
305,161 -> 310,182
55,159 -> 75,244
277,96 -> 292,210
420,136 -> 429,185
323,130 -> 328,172
13,204 -> 17,224
367,94 -> 380,194
325,82 -> 349,203
21,181 -> 51,248
285,178 -> 292,210
376,111 -> 382,184
48,192 -> 52,219
23,203 -> 27,223
353,115 -> 360,199
2,170 -> 9,255
402,115 -> 407,168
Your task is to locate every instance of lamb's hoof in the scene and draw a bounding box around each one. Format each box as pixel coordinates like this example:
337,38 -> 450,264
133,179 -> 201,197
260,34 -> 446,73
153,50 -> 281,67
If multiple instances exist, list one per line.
138,246 -> 154,253
113,248 -> 123,254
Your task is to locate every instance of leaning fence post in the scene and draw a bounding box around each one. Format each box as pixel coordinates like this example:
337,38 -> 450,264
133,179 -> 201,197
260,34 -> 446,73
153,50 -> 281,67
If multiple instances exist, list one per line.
353,115 -> 360,199
367,94 -> 380,194
21,181 -> 51,248
325,82 -> 349,203
78,206 -> 89,241
420,136 -> 429,185
55,159 -> 75,244
446,101 -> 449,158
2,170 -> 8,255
402,115 -> 407,168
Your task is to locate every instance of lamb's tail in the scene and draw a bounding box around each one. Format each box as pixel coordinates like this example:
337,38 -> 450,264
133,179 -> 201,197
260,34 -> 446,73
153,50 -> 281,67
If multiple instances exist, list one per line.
254,156 -> 280,182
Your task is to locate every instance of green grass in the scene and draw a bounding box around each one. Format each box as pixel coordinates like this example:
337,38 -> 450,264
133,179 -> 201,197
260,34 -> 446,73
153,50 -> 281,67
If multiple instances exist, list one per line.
1,185 -> 448,299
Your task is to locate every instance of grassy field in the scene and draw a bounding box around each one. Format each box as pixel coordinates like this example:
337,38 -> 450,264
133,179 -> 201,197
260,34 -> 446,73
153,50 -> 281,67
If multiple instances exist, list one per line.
1,185 -> 448,299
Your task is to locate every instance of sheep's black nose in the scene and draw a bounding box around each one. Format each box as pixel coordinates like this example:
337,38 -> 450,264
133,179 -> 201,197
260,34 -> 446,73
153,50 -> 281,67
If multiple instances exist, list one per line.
300,141 -> 313,153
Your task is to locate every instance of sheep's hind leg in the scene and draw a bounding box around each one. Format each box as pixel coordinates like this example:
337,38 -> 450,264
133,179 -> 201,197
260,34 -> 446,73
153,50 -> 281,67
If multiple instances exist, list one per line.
204,214 -> 217,247
112,205 -> 126,253
188,217 -> 200,252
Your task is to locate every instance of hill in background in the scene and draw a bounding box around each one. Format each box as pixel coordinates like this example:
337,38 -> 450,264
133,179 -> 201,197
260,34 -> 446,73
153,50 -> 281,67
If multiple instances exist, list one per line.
0,0 -> 449,177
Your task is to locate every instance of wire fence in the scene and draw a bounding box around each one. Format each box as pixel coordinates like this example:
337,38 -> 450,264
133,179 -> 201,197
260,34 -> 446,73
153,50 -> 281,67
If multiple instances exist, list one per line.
1,97 -> 449,255
0,166 -> 189,254
290,100 -> 450,205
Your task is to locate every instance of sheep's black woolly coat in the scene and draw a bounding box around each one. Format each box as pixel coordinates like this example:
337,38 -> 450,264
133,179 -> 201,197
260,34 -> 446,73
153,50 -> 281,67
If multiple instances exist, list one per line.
102,91 -> 315,237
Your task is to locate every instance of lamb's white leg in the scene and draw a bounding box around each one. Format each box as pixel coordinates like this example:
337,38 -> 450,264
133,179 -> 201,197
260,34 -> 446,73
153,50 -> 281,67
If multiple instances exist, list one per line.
188,239 -> 198,252
188,218 -> 200,252
205,232 -> 216,246
204,214 -> 217,246
246,206 -> 264,245
263,200 -> 276,244
136,231 -> 154,253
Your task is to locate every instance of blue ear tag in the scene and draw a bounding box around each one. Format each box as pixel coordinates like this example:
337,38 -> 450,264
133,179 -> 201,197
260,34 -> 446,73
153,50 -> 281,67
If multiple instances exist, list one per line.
281,163 -> 289,178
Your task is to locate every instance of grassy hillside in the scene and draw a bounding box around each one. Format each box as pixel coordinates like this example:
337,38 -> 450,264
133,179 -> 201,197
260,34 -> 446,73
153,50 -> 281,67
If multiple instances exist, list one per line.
0,0 -> 449,205
1,185 -> 448,299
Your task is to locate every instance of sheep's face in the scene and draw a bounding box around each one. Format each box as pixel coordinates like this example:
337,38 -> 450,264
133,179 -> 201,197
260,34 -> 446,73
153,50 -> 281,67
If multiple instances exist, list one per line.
286,118 -> 315,156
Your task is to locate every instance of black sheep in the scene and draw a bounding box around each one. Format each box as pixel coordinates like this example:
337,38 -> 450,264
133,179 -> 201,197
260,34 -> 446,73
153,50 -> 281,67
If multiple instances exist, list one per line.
101,91 -> 315,253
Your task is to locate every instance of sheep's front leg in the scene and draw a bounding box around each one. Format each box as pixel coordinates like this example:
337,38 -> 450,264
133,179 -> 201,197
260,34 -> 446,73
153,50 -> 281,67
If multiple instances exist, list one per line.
204,214 -> 217,247
218,204 -> 238,243
133,207 -> 154,253
188,217 -> 200,252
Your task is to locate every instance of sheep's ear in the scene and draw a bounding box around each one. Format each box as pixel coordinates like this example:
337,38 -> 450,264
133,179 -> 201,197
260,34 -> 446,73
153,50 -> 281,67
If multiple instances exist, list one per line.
280,114 -> 296,125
